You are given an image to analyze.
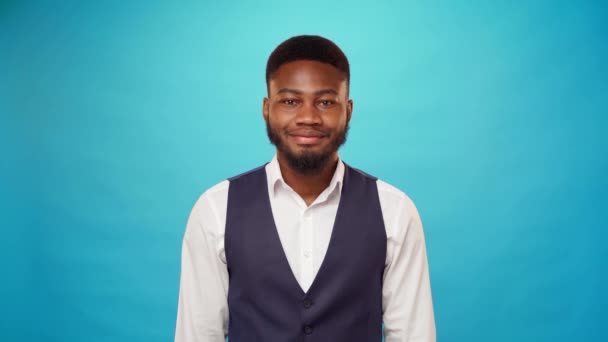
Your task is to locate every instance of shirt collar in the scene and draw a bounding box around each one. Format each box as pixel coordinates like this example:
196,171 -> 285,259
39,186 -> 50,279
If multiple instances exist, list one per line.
267,154 -> 345,200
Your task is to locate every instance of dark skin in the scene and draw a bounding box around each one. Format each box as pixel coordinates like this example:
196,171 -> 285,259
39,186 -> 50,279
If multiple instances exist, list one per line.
263,60 -> 353,206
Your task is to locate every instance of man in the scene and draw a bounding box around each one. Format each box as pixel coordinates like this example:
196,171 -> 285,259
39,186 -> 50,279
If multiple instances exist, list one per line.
175,35 -> 436,342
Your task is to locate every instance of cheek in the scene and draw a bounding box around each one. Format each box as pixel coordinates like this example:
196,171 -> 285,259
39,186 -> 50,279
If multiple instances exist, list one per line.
269,107 -> 296,124
267,112 -> 289,131
329,110 -> 349,127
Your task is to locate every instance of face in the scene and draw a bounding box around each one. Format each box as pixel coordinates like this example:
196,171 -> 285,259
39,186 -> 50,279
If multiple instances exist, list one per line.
263,60 -> 353,175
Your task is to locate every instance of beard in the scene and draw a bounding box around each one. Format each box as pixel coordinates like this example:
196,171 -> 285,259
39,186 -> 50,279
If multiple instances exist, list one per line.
266,120 -> 349,175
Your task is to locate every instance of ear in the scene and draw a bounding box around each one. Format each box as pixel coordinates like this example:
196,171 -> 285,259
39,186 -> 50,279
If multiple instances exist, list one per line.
346,99 -> 353,124
263,97 -> 269,122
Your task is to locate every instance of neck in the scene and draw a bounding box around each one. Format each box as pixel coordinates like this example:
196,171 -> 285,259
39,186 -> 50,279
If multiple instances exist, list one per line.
277,152 -> 339,207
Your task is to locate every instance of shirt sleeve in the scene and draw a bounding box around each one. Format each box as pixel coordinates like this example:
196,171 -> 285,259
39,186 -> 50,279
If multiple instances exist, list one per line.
382,196 -> 436,342
175,194 -> 229,342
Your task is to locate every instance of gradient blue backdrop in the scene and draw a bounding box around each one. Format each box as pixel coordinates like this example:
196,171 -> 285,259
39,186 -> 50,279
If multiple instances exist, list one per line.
1,1 -> 607,341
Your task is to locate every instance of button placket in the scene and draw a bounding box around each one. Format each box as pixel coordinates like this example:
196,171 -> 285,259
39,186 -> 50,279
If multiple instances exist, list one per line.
303,298 -> 313,308
300,209 -> 314,291
303,325 -> 313,335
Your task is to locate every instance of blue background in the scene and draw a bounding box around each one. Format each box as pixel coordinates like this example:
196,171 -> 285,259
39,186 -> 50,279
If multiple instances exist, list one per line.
1,0 -> 607,341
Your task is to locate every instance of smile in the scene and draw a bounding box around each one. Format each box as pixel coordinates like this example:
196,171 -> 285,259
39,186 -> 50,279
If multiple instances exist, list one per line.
288,130 -> 327,145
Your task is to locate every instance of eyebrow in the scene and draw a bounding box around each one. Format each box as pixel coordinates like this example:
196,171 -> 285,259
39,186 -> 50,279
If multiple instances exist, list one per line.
275,88 -> 339,96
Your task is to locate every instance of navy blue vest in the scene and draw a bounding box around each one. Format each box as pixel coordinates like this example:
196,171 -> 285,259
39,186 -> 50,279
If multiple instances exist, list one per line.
225,164 -> 386,342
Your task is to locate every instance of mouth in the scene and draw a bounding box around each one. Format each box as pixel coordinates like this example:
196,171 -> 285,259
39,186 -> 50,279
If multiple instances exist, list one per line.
288,129 -> 327,145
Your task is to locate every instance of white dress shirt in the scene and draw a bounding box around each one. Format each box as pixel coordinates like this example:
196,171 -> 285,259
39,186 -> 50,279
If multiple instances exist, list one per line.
175,155 -> 436,342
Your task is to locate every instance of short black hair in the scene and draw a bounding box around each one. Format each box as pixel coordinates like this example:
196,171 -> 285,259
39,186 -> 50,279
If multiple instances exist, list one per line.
265,35 -> 350,93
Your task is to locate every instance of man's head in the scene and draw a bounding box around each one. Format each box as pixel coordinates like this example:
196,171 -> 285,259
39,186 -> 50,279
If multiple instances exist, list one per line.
263,35 -> 353,175
265,35 -> 350,95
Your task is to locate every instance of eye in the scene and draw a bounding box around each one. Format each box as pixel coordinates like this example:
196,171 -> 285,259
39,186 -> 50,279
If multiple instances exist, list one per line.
319,100 -> 335,106
282,99 -> 298,106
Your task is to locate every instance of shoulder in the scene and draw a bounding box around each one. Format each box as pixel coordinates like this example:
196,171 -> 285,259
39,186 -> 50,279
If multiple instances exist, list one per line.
188,163 -> 268,228
376,178 -> 419,219
344,163 -> 420,220
186,179 -> 230,236
193,179 -> 230,211
345,163 -> 417,214
373,175 -> 423,243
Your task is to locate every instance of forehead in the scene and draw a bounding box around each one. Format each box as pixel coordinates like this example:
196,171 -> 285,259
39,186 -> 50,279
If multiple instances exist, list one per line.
269,60 -> 347,95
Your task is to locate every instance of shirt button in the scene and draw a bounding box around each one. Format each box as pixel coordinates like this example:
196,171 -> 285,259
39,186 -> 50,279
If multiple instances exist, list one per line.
303,298 -> 313,308
303,250 -> 311,258
303,325 -> 313,334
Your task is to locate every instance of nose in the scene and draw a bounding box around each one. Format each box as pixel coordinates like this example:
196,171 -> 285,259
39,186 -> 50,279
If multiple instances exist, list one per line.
295,101 -> 322,126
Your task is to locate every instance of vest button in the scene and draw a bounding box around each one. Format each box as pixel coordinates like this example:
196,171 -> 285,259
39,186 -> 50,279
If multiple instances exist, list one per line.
303,325 -> 313,335
303,298 -> 313,308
